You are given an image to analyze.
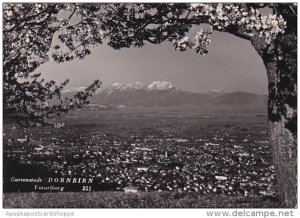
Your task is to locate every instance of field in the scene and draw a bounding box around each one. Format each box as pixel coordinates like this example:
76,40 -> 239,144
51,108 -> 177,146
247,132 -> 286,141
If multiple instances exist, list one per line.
3,108 -> 279,208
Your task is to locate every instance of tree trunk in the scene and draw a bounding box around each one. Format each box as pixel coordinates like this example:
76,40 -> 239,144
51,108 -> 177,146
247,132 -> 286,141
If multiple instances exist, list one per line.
252,19 -> 297,207
270,121 -> 297,207
266,51 -> 297,207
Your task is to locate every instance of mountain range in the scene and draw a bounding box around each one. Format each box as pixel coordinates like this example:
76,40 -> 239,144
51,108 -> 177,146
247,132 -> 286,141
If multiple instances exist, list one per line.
63,81 -> 267,114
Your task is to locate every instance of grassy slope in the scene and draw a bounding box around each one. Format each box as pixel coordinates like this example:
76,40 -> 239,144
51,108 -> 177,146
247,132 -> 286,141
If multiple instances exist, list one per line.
3,192 -> 281,208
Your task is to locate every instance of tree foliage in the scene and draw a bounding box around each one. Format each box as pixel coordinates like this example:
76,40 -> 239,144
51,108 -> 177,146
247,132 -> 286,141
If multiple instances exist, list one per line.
3,3 -> 101,127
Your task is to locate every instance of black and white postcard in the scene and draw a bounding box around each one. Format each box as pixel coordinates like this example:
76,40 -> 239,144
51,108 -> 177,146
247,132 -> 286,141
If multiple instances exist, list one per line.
2,2 -> 297,211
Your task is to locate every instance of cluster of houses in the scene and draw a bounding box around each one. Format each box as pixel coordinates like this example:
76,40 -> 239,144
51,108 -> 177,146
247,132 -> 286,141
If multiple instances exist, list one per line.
4,126 -> 276,196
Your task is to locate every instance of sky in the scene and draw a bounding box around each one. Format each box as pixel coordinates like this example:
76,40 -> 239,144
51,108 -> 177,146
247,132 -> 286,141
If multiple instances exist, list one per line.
37,28 -> 268,95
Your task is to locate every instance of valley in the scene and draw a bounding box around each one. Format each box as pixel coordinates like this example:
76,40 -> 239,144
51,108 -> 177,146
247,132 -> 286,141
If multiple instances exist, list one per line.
3,109 -> 276,198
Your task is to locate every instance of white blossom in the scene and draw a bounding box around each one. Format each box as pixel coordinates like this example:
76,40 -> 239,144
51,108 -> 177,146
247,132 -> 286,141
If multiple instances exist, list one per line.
190,4 -> 286,45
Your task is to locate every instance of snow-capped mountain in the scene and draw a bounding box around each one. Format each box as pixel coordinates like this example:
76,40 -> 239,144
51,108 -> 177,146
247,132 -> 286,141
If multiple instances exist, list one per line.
148,81 -> 175,90
63,82 -> 267,114
106,82 -> 148,94
102,81 -> 176,95
94,81 -> 189,107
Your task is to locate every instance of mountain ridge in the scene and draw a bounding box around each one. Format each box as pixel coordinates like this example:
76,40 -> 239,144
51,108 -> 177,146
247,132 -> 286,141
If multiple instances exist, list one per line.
63,82 -> 267,114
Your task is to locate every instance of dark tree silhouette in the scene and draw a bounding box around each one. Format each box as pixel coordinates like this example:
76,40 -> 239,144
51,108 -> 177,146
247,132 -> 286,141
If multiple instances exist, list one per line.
3,3 -> 101,129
